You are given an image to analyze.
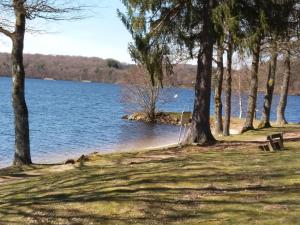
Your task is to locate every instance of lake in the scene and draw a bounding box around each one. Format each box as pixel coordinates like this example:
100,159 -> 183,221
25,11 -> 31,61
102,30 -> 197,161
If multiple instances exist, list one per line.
0,77 -> 299,168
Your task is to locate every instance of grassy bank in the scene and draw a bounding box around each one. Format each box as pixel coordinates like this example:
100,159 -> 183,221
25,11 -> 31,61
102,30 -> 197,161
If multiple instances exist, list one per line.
0,125 -> 300,224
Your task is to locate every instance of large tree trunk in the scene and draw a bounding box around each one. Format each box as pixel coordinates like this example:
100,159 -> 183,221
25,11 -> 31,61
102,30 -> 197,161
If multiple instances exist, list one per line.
258,42 -> 278,129
276,49 -> 290,126
185,0 -> 215,145
223,35 -> 233,136
12,1 -> 32,166
214,44 -> 224,135
241,38 -> 261,133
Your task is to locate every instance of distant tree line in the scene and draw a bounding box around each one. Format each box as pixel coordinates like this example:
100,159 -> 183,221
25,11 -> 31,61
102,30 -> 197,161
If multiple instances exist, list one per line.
0,53 -> 299,95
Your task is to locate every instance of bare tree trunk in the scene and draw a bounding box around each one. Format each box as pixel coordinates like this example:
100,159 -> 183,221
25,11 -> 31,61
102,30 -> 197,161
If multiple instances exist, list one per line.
238,72 -> 242,118
149,84 -> 159,122
259,42 -> 278,128
185,0 -> 215,145
148,110 -> 156,122
214,44 -> 224,135
241,39 -> 261,133
223,36 -> 233,136
12,1 -> 32,165
276,49 -> 290,126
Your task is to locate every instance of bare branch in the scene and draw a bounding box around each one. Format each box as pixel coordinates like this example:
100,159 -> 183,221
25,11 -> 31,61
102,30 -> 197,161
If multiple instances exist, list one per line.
121,66 -> 174,120
23,0 -> 89,21
0,0 -> 89,35
0,25 -> 13,38
150,3 -> 182,35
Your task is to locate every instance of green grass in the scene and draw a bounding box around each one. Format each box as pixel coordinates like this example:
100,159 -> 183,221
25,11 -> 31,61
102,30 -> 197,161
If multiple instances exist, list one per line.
0,125 -> 300,224
220,123 -> 300,141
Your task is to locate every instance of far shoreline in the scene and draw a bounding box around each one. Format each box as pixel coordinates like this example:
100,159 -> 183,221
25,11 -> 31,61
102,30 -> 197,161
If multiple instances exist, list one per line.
1,75 -> 299,96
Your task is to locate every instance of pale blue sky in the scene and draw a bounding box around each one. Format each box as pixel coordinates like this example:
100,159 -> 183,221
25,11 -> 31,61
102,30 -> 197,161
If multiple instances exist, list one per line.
0,0 -> 133,63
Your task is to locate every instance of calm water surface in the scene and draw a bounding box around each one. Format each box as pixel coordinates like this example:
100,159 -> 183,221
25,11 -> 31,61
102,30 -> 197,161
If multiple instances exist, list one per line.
0,77 -> 299,168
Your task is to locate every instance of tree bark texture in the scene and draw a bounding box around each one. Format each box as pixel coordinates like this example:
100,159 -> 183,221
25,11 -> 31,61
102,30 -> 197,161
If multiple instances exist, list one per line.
241,39 -> 261,133
185,0 -> 216,145
276,49 -> 290,126
214,45 -> 224,135
12,0 -> 32,165
223,36 -> 233,136
259,42 -> 278,129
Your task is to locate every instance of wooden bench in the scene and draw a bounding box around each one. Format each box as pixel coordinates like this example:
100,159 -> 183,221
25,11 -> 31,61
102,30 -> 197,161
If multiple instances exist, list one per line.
259,133 -> 284,151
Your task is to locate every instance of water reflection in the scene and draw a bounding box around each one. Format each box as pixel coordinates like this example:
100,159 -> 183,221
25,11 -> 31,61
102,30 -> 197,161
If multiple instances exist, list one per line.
113,122 -> 179,151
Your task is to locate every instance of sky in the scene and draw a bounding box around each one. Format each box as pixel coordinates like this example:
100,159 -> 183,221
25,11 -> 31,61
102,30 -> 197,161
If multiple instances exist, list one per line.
0,0 -> 134,63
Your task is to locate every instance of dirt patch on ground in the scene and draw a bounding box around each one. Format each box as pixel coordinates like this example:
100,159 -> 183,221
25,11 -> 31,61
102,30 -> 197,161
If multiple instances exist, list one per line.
0,164 -> 76,185
283,131 -> 300,139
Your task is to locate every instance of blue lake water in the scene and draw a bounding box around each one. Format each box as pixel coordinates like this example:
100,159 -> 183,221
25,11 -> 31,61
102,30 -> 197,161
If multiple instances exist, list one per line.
0,77 -> 299,168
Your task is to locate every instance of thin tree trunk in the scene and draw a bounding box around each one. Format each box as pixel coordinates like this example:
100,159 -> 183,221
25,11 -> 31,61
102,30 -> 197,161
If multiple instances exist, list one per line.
238,72 -> 242,118
12,1 -> 32,165
258,41 -> 278,128
214,44 -> 224,135
241,38 -> 261,133
148,85 -> 156,122
223,35 -> 233,136
185,0 -> 215,145
276,49 -> 290,126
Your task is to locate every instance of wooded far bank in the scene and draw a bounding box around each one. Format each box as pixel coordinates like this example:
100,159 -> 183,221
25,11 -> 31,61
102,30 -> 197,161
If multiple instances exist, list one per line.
0,53 -> 299,95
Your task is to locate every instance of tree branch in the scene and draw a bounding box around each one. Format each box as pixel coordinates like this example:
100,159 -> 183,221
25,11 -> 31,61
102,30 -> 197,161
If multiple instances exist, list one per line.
24,1 -> 88,21
0,25 -> 13,38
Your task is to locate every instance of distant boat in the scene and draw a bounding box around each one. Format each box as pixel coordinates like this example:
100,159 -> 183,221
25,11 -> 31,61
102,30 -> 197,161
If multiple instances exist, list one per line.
81,80 -> 92,83
44,78 -> 55,81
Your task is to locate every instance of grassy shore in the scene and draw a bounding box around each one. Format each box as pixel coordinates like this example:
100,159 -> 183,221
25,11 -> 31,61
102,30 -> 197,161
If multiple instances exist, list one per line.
0,124 -> 300,224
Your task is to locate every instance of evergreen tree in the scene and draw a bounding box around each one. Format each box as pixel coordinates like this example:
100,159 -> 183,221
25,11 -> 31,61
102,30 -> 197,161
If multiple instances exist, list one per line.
119,0 -> 217,145
241,0 -> 295,132
259,38 -> 278,128
276,2 -> 300,125
213,0 -> 241,136
241,0 -> 273,133
259,1 -> 295,128
213,43 -> 224,135
118,4 -> 172,121
277,48 -> 291,125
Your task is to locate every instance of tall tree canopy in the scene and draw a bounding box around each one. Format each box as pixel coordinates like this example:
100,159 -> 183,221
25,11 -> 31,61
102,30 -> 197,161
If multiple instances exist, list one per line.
119,0 -> 298,142
119,0 -> 218,144
238,0 -> 295,132
117,4 -> 172,86
213,0 -> 242,136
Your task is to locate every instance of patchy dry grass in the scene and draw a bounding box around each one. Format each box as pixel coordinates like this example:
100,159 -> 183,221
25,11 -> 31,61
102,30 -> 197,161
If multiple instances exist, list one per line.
0,125 -> 300,224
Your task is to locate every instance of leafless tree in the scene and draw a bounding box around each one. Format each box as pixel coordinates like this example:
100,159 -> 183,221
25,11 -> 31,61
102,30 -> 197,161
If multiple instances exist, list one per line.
121,67 -> 173,123
0,0 -> 85,165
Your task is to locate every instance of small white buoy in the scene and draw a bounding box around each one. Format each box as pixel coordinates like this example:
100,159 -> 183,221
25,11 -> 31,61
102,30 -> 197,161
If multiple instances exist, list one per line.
174,94 -> 178,98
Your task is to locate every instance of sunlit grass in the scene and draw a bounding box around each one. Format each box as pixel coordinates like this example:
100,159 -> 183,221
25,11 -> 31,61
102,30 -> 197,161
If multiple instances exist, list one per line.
0,125 -> 299,224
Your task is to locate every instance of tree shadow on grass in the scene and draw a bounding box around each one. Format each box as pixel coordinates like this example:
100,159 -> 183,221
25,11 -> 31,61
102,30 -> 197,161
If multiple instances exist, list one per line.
1,143 -> 300,224
1,182 -> 299,224
1,167 -> 300,223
